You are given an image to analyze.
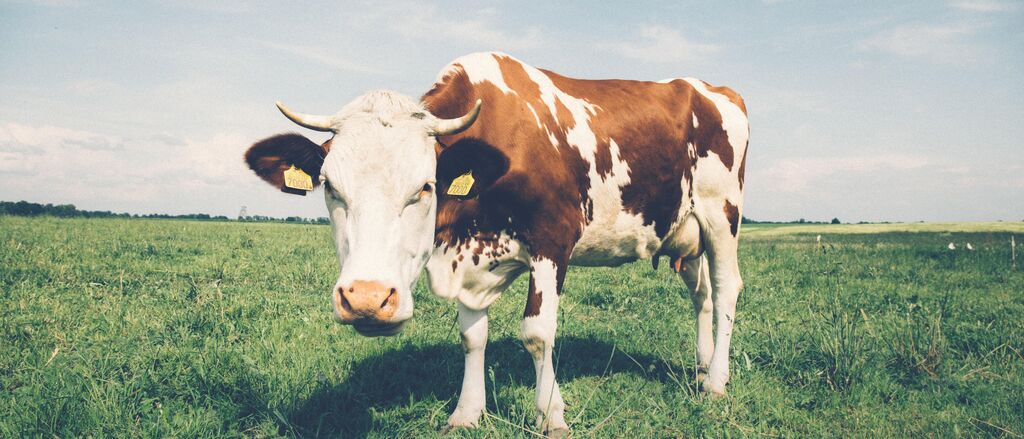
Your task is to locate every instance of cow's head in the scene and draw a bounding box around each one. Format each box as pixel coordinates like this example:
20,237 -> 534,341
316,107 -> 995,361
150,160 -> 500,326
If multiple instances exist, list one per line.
244,90 -> 481,336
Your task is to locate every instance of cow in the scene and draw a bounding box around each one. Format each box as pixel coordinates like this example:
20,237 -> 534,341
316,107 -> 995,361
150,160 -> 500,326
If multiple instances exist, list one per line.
244,52 -> 749,437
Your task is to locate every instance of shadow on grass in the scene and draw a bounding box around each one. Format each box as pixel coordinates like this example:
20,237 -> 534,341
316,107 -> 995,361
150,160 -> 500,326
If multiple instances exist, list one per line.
286,336 -> 686,438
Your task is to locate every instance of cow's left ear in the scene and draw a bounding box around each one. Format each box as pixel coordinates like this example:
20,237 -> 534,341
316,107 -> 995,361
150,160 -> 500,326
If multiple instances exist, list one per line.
244,133 -> 327,195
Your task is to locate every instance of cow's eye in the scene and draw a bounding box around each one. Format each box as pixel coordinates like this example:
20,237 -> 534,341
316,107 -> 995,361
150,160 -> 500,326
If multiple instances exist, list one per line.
323,180 -> 345,202
406,182 -> 433,208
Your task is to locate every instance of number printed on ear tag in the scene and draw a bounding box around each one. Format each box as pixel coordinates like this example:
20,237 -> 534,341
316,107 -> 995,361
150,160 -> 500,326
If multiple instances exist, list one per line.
447,171 -> 475,196
283,165 -> 313,191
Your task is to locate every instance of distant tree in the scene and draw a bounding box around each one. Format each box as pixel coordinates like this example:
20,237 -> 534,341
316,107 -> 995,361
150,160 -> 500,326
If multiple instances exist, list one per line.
831,218 -> 841,224
53,204 -> 76,217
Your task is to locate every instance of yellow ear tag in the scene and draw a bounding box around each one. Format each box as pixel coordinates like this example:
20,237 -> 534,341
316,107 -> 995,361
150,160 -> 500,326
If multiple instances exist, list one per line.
447,171 -> 475,196
283,165 -> 314,191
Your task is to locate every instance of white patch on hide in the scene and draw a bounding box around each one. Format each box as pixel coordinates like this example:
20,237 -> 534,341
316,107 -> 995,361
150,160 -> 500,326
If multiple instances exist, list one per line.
425,232 -> 529,310
572,138 -> 661,266
450,52 -> 516,95
682,78 -> 748,159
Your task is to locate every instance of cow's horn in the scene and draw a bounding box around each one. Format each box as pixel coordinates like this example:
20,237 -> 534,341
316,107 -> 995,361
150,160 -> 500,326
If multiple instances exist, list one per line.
431,99 -> 482,136
275,101 -> 336,132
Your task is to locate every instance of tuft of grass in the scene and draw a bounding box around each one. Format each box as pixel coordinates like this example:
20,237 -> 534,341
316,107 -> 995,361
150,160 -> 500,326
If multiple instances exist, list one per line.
885,303 -> 947,382
814,304 -> 869,392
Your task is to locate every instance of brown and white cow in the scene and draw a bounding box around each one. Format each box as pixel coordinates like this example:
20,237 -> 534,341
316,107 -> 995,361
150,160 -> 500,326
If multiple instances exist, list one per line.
245,52 -> 748,437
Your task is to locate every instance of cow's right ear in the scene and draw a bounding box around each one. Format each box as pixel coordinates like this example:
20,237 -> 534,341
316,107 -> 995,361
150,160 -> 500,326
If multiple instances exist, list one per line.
244,133 -> 327,195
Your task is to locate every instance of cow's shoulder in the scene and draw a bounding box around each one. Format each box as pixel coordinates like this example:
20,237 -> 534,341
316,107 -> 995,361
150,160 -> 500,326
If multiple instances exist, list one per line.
426,53 -> 591,261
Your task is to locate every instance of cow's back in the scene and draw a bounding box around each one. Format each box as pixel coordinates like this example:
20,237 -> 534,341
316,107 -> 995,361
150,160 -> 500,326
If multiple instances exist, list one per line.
423,52 -> 748,266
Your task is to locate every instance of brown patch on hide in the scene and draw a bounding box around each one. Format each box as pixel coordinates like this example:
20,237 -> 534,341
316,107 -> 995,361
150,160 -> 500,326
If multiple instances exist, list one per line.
544,73 -> 698,238
689,88 -> 735,171
738,140 -> 748,190
524,273 -> 542,317
724,200 -> 740,237
523,260 -> 568,317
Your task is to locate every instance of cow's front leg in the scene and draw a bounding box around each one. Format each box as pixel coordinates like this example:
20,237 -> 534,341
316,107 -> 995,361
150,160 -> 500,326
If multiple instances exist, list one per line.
520,257 -> 569,437
446,303 -> 489,430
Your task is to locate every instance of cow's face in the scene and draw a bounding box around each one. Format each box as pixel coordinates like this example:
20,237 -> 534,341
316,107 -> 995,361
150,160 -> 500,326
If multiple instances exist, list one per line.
245,90 -> 481,337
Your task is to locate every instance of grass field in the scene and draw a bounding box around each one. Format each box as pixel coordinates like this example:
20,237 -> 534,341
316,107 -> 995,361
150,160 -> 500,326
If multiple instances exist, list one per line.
2,216 -> 1022,438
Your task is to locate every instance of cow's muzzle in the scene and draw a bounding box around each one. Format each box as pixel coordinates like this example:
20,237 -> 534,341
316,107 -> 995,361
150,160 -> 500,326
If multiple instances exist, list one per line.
333,280 -> 404,334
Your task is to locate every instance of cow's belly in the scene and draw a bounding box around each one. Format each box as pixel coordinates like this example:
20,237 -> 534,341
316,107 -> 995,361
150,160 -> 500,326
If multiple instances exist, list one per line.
570,208 -> 662,267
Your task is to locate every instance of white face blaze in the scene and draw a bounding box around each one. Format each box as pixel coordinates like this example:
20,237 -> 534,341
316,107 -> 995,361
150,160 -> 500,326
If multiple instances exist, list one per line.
263,90 -> 479,337
318,91 -> 440,335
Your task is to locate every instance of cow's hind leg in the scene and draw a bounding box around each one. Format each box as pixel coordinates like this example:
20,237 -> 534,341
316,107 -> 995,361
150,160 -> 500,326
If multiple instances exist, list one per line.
701,201 -> 744,395
445,303 -> 489,430
521,257 -> 569,437
679,256 -> 714,383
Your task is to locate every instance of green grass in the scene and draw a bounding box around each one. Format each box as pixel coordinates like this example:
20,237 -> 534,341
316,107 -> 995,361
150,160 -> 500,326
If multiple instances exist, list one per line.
1,217 -> 1022,437
744,221 -> 1024,236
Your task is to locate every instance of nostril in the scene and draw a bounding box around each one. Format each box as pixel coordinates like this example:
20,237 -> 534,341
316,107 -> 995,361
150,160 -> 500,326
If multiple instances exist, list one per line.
340,294 -> 353,312
381,288 -> 397,309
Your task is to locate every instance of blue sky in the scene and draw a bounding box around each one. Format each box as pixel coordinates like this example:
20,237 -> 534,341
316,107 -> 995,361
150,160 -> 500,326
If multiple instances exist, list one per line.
1,0 -> 1021,222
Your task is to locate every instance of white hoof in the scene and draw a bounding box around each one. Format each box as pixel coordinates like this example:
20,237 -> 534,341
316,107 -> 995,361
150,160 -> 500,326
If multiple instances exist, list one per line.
445,407 -> 482,432
546,427 -> 571,438
701,375 -> 729,396
536,413 -> 569,438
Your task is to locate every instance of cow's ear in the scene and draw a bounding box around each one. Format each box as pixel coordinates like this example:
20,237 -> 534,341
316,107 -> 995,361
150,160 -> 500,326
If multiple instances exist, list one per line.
436,137 -> 509,199
244,134 -> 327,194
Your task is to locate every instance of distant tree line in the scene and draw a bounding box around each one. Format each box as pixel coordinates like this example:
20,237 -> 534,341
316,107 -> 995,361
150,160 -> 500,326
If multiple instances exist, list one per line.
240,215 -> 330,225
3,200 -> 882,227
742,216 -> 845,225
0,200 -> 328,224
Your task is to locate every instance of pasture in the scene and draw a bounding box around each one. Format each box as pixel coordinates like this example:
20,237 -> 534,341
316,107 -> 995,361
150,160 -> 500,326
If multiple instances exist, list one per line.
1,216 -> 1022,437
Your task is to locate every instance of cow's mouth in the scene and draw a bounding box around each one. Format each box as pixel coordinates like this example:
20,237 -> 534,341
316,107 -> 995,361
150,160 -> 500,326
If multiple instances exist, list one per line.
352,320 -> 407,337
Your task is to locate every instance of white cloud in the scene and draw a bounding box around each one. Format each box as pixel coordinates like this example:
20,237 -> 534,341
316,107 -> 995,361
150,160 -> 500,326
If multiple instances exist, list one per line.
0,122 -> 254,210
940,163 -> 1024,189
858,23 -> 983,63
757,153 -> 1023,195
0,122 -> 124,155
179,132 -> 253,187
950,0 -> 1017,12
755,153 -> 931,192
605,25 -> 719,64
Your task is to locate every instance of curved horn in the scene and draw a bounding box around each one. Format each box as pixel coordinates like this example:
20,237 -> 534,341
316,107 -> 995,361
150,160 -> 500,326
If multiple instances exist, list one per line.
431,99 -> 482,136
275,101 -> 335,132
